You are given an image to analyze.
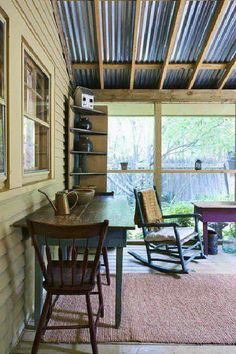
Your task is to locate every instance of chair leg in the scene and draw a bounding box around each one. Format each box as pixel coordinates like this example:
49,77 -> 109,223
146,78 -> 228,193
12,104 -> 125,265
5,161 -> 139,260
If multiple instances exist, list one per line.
176,240 -> 188,274
31,292 -> 52,354
102,247 -> 110,285
197,233 -> 206,258
145,242 -> 152,263
86,293 -> 98,354
97,272 -> 104,318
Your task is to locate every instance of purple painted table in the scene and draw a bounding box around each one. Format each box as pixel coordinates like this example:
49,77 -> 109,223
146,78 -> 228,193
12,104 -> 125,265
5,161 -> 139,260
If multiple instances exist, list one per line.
193,202 -> 236,256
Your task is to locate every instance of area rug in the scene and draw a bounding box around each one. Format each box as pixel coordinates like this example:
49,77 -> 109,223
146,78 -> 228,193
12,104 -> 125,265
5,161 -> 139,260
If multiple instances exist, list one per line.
44,273 -> 236,344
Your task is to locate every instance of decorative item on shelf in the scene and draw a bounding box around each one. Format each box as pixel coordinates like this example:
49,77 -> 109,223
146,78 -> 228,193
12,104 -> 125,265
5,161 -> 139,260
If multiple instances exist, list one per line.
38,189 -> 78,216
77,117 -> 92,130
74,86 -> 94,109
195,159 -> 202,170
74,136 -> 93,152
120,162 -> 128,170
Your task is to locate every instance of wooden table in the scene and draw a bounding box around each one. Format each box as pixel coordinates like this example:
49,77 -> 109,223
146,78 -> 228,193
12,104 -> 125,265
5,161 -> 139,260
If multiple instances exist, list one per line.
193,201 -> 236,256
13,195 -> 135,328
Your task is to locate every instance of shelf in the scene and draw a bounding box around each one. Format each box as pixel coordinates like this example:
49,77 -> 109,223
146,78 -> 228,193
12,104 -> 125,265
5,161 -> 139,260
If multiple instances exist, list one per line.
70,172 -> 107,176
70,128 -> 107,136
70,151 -> 107,155
71,105 -> 106,116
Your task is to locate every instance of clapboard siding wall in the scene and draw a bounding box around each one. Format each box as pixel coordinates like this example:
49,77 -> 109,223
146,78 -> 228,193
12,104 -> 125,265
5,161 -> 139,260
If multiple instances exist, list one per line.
0,1 -> 69,353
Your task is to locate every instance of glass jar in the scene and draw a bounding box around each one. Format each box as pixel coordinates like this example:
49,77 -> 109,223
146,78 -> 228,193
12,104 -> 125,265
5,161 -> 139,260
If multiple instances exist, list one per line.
74,136 -> 93,152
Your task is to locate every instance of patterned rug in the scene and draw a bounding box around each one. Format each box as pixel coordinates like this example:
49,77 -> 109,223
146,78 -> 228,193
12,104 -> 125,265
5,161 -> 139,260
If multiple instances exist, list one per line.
44,273 -> 236,344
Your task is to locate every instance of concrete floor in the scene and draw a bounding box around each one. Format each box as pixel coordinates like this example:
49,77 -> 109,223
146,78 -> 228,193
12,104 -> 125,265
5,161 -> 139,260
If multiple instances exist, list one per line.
13,245 -> 236,354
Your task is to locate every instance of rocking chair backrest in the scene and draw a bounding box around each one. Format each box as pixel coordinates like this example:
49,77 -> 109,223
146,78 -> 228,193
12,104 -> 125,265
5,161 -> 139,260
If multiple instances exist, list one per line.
27,219 -> 109,287
134,187 -> 163,228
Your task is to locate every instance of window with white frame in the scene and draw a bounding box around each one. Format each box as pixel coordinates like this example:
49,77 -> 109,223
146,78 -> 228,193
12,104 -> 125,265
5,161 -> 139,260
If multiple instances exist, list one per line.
0,15 -> 6,179
23,51 -> 50,174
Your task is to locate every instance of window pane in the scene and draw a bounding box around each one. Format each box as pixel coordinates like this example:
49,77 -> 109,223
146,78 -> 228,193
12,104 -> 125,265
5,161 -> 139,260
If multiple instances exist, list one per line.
108,172 -> 154,240
162,116 -> 235,170
24,52 -> 49,122
108,116 -> 154,170
0,105 -> 5,174
0,19 -> 4,99
161,172 -> 235,212
23,117 -> 49,172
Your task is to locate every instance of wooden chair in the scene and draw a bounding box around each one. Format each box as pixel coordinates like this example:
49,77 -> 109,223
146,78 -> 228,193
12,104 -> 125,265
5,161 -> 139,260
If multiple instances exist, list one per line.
95,191 -> 114,286
27,219 -> 109,354
129,187 -> 205,274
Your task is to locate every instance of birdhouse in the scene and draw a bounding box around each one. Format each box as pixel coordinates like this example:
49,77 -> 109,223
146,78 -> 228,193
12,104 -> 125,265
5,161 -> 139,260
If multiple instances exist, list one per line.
74,86 -> 94,109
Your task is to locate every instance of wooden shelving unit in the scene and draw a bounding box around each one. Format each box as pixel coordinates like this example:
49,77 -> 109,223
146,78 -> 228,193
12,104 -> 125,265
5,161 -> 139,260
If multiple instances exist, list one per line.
67,98 -> 108,192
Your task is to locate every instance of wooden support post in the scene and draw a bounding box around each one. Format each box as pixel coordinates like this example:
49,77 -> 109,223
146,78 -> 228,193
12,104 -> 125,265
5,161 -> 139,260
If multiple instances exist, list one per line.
154,103 -> 162,195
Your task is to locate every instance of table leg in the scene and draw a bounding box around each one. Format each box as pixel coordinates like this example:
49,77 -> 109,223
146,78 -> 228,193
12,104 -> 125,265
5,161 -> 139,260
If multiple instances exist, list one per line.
34,244 -> 43,326
203,221 -> 208,256
115,246 -> 123,328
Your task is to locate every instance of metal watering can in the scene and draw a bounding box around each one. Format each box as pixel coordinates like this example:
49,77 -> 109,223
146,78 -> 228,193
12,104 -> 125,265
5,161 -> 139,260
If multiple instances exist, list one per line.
38,189 -> 78,216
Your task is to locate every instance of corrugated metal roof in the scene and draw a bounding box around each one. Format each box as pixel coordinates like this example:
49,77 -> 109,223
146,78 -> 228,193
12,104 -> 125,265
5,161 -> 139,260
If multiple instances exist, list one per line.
58,0 -> 98,62
74,69 -> 100,88
136,0 -> 176,63
134,69 -> 160,88
104,69 -> 130,88
170,0 -> 218,63
193,69 -> 225,89
100,0 -> 135,63
163,69 -> 192,89
57,0 -> 236,90
205,1 -> 236,62
224,70 -> 236,89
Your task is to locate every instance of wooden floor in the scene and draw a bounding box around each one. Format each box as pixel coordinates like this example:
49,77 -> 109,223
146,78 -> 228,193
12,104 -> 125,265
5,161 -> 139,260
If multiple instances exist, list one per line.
13,245 -> 236,354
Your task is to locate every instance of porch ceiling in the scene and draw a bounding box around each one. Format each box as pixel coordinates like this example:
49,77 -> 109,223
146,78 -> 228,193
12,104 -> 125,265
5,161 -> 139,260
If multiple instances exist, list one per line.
55,0 -> 236,90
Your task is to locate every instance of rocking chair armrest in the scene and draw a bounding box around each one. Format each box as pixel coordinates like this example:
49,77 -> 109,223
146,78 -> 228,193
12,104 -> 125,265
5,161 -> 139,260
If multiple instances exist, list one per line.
163,213 -> 202,220
141,222 -> 181,228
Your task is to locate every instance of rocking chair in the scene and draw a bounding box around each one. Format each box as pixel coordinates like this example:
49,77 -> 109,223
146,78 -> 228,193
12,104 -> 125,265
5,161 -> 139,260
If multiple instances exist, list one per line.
129,187 -> 205,274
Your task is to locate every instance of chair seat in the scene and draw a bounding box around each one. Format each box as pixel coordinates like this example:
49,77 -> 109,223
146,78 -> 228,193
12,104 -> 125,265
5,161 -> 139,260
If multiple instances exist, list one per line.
43,260 -> 99,292
145,227 -> 198,243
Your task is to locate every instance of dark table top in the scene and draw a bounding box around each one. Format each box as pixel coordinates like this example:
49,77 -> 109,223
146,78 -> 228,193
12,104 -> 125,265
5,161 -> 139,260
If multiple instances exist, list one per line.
13,195 -> 135,230
193,201 -> 236,209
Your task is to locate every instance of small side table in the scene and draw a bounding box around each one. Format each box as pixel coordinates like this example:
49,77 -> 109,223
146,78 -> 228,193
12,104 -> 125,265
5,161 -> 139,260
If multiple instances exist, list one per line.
193,202 -> 236,256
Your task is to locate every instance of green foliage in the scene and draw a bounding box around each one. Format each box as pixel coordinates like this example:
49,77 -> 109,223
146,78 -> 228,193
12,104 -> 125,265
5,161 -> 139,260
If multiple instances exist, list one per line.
222,223 -> 236,239
163,202 -> 194,227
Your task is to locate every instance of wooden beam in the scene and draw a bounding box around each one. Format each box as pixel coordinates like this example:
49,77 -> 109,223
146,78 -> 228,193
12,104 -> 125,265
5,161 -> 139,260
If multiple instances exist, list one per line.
188,0 -> 229,89
72,62 -> 230,71
51,0 -> 73,80
93,89 -> 236,103
159,0 -> 186,89
130,0 -> 141,89
218,54 -> 236,89
94,0 -> 104,89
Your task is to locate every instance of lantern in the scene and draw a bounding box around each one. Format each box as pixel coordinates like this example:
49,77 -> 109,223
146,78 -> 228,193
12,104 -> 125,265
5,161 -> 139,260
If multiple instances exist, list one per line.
195,159 -> 202,170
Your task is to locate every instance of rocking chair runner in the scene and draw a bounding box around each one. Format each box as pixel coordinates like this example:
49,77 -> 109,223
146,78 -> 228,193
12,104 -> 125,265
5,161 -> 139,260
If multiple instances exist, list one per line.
129,188 -> 205,274
27,219 -> 109,354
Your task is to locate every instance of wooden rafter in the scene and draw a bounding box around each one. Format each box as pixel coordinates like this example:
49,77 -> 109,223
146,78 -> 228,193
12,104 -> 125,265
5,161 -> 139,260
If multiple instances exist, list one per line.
217,54 -> 236,89
93,89 -> 236,103
130,0 -> 141,89
159,0 -> 186,89
72,62 -> 229,71
188,0 -> 229,89
51,0 -> 73,80
94,0 -> 104,89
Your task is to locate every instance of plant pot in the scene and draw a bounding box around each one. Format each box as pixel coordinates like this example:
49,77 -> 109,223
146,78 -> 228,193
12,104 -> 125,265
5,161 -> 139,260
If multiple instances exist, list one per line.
120,162 -> 128,170
74,188 -> 95,205
222,236 -> 236,254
